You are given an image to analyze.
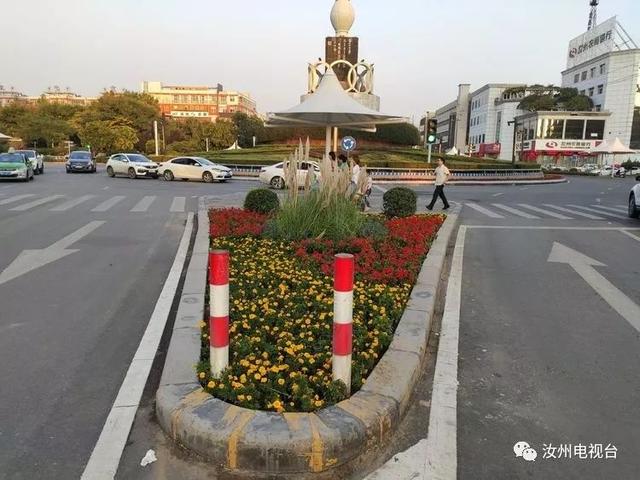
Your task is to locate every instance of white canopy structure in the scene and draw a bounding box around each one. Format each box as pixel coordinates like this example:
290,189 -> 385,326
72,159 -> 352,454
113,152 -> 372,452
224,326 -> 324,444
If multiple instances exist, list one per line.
445,146 -> 459,156
0,132 -> 11,141
266,70 -> 406,156
225,140 -> 242,150
591,137 -> 637,166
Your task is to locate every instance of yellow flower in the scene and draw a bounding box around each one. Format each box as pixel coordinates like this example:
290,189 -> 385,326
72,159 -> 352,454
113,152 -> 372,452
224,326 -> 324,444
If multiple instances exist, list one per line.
207,381 -> 215,389
198,372 -> 206,379
254,373 -> 262,380
278,378 -> 285,386
260,377 -> 268,383
246,395 -> 252,401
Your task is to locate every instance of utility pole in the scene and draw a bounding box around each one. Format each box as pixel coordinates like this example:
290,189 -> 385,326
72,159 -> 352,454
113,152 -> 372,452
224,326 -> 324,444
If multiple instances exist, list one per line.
153,120 -> 159,156
206,137 -> 210,152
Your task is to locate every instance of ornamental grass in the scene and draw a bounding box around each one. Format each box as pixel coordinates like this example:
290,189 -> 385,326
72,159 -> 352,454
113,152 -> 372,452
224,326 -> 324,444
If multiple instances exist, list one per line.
198,208 -> 444,413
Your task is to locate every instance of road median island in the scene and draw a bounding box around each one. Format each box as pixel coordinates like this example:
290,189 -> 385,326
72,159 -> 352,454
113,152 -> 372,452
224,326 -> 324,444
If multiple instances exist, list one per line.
156,201 -> 459,477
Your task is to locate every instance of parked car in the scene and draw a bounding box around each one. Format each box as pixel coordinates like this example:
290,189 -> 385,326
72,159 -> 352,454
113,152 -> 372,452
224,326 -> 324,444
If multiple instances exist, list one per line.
66,151 -> 96,173
106,153 -> 159,179
629,182 -> 640,218
0,152 -> 35,182
259,161 -> 320,189
158,157 -> 232,183
15,149 -> 44,174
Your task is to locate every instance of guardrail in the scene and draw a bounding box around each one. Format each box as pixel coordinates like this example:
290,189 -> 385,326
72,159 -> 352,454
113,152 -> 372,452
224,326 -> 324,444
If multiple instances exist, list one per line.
221,164 -> 544,181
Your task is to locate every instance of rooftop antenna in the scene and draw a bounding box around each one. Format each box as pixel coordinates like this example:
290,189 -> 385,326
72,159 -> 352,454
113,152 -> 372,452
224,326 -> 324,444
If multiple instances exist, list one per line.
588,0 -> 599,30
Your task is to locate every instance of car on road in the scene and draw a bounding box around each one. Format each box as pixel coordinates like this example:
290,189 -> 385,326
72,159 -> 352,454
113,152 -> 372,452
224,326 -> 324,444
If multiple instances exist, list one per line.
15,149 -> 44,174
158,157 -> 232,183
629,182 -> 640,218
0,152 -> 35,182
259,161 -> 320,189
106,153 -> 160,179
66,150 -> 97,173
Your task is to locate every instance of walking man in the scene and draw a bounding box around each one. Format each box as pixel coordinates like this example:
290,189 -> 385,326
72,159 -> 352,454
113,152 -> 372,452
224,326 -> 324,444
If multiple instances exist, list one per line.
427,158 -> 451,210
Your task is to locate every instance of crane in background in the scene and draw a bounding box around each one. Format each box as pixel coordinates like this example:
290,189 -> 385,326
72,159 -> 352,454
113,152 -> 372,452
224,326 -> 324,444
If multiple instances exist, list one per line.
588,0 -> 599,30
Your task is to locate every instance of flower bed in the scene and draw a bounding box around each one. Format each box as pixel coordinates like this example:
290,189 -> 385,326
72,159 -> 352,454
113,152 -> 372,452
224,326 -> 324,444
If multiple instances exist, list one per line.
198,208 -> 444,413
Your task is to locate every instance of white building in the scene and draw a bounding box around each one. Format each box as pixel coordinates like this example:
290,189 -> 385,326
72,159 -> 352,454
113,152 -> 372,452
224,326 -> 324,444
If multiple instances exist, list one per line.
561,16 -> 640,149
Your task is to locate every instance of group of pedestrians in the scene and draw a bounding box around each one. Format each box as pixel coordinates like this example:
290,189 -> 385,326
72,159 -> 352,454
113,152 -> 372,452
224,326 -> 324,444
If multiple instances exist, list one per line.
325,151 -> 451,212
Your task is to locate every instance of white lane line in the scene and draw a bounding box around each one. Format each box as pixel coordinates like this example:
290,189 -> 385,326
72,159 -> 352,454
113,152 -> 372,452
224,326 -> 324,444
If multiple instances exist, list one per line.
517,204 -> 572,219
10,195 -> 64,211
567,205 -> 628,220
620,230 -> 640,242
616,205 -> 627,209
466,225 -> 640,231
464,202 -> 504,219
50,195 -> 96,212
0,194 -> 35,206
81,212 -> 194,480
170,196 -> 186,213
491,192 -> 504,197
492,204 -> 540,219
589,205 -> 626,214
130,195 -> 156,212
91,196 -> 126,212
542,204 -> 604,220
424,225 -> 466,478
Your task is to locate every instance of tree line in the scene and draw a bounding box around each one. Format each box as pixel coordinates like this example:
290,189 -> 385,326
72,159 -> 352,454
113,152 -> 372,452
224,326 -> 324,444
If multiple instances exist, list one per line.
0,91 -> 420,155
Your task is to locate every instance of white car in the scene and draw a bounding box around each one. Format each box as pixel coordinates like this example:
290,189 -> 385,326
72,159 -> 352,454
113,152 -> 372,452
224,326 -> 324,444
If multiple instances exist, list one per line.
259,161 -> 320,189
106,153 -> 160,179
15,149 -> 44,174
158,157 -> 232,183
629,183 -> 640,218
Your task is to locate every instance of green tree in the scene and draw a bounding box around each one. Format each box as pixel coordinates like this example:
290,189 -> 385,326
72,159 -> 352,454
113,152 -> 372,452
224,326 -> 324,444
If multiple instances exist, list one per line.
0,104 -> 30,137
232,112 -> 265,147
73,91 -> 160,150
518,85 -> 594,112
18,112 -> 72,147
76,119 -> 138,154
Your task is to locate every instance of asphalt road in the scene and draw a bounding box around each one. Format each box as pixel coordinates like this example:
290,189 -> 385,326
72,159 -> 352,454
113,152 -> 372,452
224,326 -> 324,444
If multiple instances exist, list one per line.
2,165 -> 638,480
0,163 -> 252,479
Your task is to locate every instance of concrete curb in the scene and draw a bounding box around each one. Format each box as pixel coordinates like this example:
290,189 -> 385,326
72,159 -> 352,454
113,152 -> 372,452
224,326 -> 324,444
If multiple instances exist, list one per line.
156,205 -> 460,476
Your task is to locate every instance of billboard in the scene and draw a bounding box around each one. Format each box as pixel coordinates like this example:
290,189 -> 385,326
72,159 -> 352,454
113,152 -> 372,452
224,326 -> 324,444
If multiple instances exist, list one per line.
567,16 -> 617,69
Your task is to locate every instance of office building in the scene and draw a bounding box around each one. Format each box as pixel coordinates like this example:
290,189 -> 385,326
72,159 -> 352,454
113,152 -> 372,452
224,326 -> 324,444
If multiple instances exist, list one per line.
141,82 -> 257,122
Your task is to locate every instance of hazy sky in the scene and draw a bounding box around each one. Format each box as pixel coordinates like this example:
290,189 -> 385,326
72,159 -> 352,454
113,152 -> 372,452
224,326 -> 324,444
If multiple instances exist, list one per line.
3,0 -> 639,122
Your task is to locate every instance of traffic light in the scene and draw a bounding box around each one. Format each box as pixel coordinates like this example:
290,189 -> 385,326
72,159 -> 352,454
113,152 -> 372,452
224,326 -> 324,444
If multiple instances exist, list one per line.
426,118 -> 438,144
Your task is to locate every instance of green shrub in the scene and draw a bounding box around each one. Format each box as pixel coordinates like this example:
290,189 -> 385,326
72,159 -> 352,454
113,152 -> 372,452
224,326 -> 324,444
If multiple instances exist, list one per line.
265,192 -> 364,241
383,187 -> 417,218
359,217 -> 388,240
244,188 -> 280,214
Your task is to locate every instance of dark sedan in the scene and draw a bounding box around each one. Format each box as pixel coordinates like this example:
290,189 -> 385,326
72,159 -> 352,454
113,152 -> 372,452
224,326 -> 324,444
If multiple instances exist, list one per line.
66,151 -> 97,173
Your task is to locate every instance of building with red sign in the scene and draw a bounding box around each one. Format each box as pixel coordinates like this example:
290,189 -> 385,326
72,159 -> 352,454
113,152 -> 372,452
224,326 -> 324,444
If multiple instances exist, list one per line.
141,82 -> 257,122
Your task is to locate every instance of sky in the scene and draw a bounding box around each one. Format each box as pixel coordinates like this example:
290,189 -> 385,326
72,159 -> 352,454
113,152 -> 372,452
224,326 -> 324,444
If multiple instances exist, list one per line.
3,0 -> 639,123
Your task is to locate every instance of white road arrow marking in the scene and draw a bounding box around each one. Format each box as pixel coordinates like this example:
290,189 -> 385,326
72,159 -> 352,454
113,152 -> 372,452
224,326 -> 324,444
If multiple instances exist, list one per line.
548,242 -> 640,333
0,221 -> 105,286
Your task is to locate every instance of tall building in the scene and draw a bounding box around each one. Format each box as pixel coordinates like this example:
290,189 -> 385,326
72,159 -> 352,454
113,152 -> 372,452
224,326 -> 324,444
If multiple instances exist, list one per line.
560,16 -> 640,148
141,82 -> 258,122
433,83 -> 526,160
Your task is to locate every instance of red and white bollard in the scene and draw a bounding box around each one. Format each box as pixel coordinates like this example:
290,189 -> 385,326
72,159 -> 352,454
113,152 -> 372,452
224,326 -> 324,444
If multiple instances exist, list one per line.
332,253 -> 355,395
209,250 -> 230,378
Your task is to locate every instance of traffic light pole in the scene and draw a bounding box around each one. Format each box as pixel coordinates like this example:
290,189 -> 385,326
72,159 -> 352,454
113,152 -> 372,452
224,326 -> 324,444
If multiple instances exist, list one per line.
428,143 -> 432,164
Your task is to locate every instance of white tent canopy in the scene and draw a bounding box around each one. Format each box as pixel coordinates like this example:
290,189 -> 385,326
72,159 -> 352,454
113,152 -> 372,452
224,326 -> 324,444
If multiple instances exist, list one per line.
266,70 -> 406,156
591,137 -> 635,154
0,132 -> 12,141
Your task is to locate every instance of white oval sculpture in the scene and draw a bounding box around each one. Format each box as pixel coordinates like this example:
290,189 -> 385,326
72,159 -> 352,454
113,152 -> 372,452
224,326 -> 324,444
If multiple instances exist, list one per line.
330,0 -> 355,37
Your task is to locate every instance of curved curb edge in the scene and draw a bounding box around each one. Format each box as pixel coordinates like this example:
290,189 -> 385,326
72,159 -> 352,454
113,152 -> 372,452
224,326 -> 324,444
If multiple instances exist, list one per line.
156,201 -> 460,476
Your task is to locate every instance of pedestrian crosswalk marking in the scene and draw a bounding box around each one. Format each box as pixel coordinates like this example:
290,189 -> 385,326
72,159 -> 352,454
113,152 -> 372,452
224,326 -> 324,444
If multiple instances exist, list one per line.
131,196 -> 156,212
543,205 -> 604,220
50,195 -> 96,212
10,195 -> 64,211
517,204 -> 572,220
567,205 -> 627,220
170,196 -> 186,213
465,203 -> 505,218
589,205 -> 625,214
91,196 -> 126,212
491,204 -> 540,219
0,194 -> 36,206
